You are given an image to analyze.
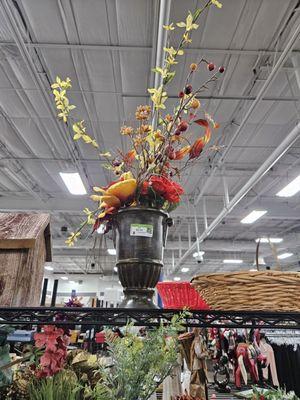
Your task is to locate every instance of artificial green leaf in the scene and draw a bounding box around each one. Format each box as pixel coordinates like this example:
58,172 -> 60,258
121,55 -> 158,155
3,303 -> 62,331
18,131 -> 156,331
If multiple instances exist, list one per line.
163,71 -> 176,85
73,133 -> 81,141
72,123 -> 81,133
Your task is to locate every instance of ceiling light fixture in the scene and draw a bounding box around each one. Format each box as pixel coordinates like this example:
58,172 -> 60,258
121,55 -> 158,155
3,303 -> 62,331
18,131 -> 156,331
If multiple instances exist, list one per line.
59,172 -> 87,195
107,249 -> 116,256
60,276 -> 68,280
276,175 -> 300,197
255,237 -> 283,243
192,251 -> 205,258
114,266 -> 118,272
44,266 -> 54,271
241,210 -> 267,224
181,267 -> 190,273
278,252 -> 293,259
69,280 -> 77,284
223,259 -> 243,264
173,277 -> 181,281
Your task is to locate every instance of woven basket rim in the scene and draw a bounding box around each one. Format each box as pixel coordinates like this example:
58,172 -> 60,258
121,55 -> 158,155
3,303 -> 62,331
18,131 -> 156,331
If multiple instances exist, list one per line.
191,270 -> 300,282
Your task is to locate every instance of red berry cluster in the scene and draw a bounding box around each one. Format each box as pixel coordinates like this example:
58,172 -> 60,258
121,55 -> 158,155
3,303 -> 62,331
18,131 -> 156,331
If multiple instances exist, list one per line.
207,63 -> 225,73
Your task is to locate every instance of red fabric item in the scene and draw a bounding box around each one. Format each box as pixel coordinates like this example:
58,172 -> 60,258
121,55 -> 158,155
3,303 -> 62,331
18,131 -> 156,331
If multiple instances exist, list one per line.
157,281 -> 209,310
234,343 -> 258,389
95,331 -> 106,344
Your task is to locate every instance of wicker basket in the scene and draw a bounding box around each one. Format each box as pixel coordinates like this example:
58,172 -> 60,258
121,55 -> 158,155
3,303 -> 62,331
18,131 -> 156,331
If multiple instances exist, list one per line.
191,241 -> 300,312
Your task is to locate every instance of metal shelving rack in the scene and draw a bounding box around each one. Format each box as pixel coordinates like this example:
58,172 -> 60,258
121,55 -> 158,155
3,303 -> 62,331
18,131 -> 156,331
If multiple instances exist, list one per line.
0,307 -> 299,329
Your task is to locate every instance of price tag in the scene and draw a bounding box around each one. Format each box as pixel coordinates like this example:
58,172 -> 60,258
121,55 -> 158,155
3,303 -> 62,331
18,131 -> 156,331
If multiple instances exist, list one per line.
130,223 -> 153,238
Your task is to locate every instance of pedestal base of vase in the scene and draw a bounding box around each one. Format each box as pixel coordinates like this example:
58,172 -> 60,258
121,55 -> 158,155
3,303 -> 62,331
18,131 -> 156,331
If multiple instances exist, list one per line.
119,289 -> 158,309
113,207 -> 171,310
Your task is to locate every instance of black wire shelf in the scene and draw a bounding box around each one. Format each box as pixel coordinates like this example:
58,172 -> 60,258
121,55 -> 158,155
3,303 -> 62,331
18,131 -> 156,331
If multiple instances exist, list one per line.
0,307 -> 300,329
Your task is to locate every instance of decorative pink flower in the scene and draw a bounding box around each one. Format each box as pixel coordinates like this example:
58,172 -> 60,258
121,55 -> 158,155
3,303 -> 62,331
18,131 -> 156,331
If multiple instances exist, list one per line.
34,325 -> 69,377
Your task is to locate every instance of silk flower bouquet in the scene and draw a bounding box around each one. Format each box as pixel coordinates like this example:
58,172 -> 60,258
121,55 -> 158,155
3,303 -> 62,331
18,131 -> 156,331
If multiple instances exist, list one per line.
51,0 -> 224,245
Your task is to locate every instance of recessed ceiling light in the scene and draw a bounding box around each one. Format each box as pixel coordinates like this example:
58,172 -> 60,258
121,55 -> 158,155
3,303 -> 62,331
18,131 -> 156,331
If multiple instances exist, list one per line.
223,259 -> 243,264
181,267 -> 190,273
173,277 -> 181,281
59,172 -> 87,195
241,210 -> 267,224
107,248 -> 116,255
60,276 -> 68,280
278,252 -> 293,259
45,266 -> 54,271
114,266 -> 118,272
255,237 -> 283,243
276,175 -> 300,197
192,251 -> 205,258
69,280 -> 77,284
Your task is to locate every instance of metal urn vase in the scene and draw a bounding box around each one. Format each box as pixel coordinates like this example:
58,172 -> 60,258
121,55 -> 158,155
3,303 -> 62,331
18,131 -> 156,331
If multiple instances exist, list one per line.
113,207 -> 172,309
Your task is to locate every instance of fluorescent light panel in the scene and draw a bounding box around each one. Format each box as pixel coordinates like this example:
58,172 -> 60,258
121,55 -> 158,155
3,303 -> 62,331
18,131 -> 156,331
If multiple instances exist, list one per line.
255,237 -> 283,243
45,266 -> 54,271
107,249 -> 116,255
278,252 -> 293,259
223,259 -> 243,264
60,276 -> 68,280
173,277 -> 181,281
192,251 -> 205,258
181,267 -> 190,273
276,175 -> 300,197
241,210 -> 267,224
59,172 -> 87,195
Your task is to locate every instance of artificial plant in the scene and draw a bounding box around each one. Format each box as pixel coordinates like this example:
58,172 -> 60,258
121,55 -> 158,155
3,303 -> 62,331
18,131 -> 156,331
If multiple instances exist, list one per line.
50,0 -> 224,245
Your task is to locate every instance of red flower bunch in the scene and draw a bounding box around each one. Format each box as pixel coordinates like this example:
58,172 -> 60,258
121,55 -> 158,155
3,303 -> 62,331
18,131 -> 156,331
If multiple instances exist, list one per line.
34,325 -> 70,378
142,175 -> 184,203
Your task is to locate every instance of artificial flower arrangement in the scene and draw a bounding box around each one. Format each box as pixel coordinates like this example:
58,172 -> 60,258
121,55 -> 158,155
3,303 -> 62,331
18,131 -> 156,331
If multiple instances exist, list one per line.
2,314 -> 186,400
50,0 -> 224,245
251,386 -> 300,400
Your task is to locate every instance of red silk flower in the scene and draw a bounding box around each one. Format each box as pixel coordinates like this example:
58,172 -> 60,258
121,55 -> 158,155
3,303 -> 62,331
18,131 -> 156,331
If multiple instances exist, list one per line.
149,175 -> 184,203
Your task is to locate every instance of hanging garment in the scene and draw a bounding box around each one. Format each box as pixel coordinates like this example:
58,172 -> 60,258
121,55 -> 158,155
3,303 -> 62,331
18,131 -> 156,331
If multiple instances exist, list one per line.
272,343 -> 300,396
190,334 -> 208,400
234,343 -> 258,388
259,340 -> 279,387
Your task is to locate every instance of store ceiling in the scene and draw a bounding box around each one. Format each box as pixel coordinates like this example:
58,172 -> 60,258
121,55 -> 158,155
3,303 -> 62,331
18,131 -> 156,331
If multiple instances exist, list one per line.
0,0 -> 300,279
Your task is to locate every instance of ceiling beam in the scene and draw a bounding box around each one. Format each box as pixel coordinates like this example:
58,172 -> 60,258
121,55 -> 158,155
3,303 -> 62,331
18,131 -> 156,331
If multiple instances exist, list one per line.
1,41 -> 300,57
1,195 -> 300,220
173,121 -> 300,271
0,0 -> 92,190
0,86 -> 298,102
194,16 -> 300,207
